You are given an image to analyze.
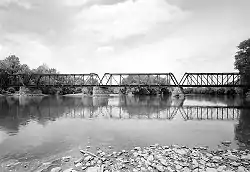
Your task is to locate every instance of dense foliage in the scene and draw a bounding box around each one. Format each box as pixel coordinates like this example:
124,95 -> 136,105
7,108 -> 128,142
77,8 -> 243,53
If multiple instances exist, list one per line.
235,38 -> 250,90
0,55 -> 59,93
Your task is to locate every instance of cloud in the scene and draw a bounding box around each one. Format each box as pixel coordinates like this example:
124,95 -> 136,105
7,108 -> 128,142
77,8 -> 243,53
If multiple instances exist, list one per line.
0,0 -> 248,75
62,0 -> 88,7
75,0 -> 188,42
96,46 -> 114,54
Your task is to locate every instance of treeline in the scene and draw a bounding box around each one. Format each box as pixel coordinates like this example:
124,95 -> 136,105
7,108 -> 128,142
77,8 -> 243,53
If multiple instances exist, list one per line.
0,55 -> 60,94
0,55 -> 58,75
234,38 -> 250,95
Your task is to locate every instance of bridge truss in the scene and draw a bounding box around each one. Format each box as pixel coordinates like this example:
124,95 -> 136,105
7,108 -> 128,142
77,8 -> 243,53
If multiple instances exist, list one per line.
179,73 -> 241,87
1,72 -> 249,88
100,73 -> 179,87
4,73 -> 100,87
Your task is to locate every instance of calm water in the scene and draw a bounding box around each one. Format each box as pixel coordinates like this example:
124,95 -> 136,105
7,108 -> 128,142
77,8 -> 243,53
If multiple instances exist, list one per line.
0,95 -> 250,165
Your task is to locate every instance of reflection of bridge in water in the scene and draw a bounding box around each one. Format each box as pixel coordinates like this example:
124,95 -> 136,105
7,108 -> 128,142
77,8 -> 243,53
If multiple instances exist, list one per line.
61,105 -> 241,121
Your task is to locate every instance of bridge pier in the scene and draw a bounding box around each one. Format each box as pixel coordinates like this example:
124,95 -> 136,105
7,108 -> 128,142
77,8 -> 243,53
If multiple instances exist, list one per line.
92,86 -> 111,96
172,87 -> 185,98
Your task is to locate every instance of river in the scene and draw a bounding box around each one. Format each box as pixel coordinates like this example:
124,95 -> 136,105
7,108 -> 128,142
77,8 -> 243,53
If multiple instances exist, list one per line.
0,95 -> 250,170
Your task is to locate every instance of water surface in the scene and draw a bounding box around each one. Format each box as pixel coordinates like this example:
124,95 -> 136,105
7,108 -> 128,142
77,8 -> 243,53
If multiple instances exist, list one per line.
0,95 -> 250,166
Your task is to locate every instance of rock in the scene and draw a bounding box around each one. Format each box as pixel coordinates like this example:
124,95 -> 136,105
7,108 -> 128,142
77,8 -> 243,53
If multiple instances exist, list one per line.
237,166 -> 248,172
227,154 -> 239,161
174,148 -> 187,155
199,146 -> 208,150
134,147 -> 140,150
147,155 -> 154,161
206,167 -> 217,172
62,156 -> 71,162
75,163 -> 82,168
82,166 -> 87,170
182,167 -> 191,172
84,156 -> 93,162
167,166 -> 175,172
217,165 -> 226,172
63,168 -> 73,172
221,141 -> 231,145
100,152 -> 105,157
212,156 -> 222,162
74,157 -> 84,164
86,166 -> 100,172
42,162 -> 52,166
241,154 -> 250,160
175,165 -> 182,170
51,167 -> 62,172
230,162 -> 240,167
156,165 -> 164,172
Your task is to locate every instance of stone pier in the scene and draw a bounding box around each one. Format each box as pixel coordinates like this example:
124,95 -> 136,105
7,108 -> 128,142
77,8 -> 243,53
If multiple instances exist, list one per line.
92,86 -> 111,96
172,87 -> 185,98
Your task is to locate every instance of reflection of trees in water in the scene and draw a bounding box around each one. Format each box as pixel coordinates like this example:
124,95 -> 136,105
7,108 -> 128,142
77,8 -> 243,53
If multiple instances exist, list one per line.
235,107 -> 250,149
0,96 -> 108,134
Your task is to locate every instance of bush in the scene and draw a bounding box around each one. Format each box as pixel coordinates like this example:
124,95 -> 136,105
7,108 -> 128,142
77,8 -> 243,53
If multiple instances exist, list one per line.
216,88 -> 225,95
41,87 -> 60,95
225,88 -> 236,95
7,87 -> 16,93
75,87 -> 83,93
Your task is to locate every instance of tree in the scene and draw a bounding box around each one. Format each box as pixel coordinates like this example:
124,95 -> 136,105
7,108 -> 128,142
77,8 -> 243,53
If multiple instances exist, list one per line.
234,38 -> 250,88
32,64 -> 58,74
0,55 -> 21,74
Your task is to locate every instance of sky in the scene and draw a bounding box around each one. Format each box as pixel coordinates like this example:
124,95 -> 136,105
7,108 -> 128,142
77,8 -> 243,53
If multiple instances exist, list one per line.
0,0 -> 250,78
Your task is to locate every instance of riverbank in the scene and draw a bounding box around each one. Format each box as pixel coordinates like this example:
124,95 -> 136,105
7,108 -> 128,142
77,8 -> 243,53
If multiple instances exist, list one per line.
2,144 -> 249,172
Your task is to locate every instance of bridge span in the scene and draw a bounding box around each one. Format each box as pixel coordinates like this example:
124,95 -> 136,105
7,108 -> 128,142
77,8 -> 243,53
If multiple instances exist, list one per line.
0,72 -> 247,88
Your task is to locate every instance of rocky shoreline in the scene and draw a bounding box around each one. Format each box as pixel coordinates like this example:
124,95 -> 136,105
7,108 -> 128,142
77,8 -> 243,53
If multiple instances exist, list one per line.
4,143 -> 249,172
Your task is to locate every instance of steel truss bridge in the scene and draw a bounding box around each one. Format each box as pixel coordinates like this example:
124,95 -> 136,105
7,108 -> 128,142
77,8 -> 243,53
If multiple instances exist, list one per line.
0,72 -> 247,88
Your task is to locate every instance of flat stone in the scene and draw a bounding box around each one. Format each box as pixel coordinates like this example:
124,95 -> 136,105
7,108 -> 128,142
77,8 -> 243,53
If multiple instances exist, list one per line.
75,163 -> 82,168
230,162 -> 240,167
62,156 -> 71,162
84,156 -> 93,162
237,166 -> 247,172
86,167 -> 100,172
217,165 -> 226,172
241,154 -> 250,160
183,167 -> 191,172
227,154 -> 239,161
74,157 -> 84,164
51,167 -> 62,172
206,167 -> 217,172
175,149 -> 188,155
222,141 -> 231,145
156,165 -> 164,172
176,164 -> 182,170
63,168 -> 73,172
147,155 -> 154,161
212,156 -> 222,162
